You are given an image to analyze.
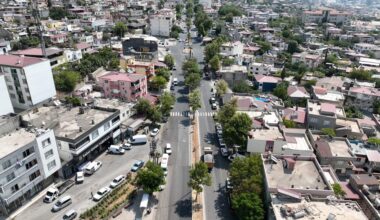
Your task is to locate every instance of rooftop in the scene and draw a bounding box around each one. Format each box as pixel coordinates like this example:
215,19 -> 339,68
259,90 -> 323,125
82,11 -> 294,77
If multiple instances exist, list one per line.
22,106 -> 117,140
0,129 -> 36,158
272,196 -> 367,220
264,158 -> 328,190
11,47 -> 63,57
328,139 -> 353,158
283,129 -> 312,151
0,54 -> 47,68
308,101 -> 345,117
336,119 -> 361,134
251,126 -> 283,141
99,71 -> 145,82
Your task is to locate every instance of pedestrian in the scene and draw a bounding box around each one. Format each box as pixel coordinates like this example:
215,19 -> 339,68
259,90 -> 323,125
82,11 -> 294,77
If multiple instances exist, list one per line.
90,192 -> 93,199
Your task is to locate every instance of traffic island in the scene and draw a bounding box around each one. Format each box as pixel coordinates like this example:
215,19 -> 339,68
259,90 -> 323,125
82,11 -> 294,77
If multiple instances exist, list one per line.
191,115 -> 204,220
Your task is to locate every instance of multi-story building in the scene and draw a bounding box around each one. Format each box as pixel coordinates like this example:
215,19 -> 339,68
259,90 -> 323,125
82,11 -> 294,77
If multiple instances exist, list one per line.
302,10 -> 351,25
0,128 -> 61,214
98,71 -> 148,102
220,41 -> 244,57
11,47 -> 65,67
149,9 -> 175,37
218,65 -> 248,87
199,0 -> 212,9
346,86 -> 380,112
0,40 -> 11,55
292,52 -> 322,68
0,55 -> 56,111
21,105 -> 121,178
122,35 -> 159,61
0,74 -> 13,116
307,100 -> 346,130
120,56 -> 155,77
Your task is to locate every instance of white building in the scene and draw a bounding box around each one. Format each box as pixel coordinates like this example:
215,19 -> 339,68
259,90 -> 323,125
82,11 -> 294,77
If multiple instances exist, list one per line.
220,41 -> 244,57
0,74 -> 13,115
199,0 -> 212,9
0,40 -> 11,55
292,52 -> 322,68
249,62 -> 273,75
149,9 -> 175,37
0,128 -> 61,214
0,55 -> 56,110
64,49 -> 82,63
302,10 -> 351,25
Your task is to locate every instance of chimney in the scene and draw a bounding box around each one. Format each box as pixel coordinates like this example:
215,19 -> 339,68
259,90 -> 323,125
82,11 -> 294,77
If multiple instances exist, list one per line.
79,127 -> 82,132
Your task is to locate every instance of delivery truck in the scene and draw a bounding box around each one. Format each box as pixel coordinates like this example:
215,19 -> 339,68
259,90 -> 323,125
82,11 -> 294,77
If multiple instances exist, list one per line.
203,147 -> 214,171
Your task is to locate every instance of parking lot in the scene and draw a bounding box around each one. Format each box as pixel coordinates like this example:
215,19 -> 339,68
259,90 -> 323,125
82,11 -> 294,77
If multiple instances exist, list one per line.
13,142 -> 151,220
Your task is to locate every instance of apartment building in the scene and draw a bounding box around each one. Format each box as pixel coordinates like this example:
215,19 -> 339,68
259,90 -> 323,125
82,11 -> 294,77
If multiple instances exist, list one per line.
346,86 -> 380,112
0,74 -> 13,116
292,52 -> 322,68
307,100 -> 346,130
218,65 -> 248,87
302,10 -> 351,25
11,47 -> 65,67
220,41 -> 244,57
121,35 -> 158,61
98,71 -> 148,102
149,9 -> 175,37
0,128 -> 61,215
0,55 -> 56,111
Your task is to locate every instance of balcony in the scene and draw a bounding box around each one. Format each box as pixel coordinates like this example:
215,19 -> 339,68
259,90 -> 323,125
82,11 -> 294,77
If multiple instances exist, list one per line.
4,174 -> 43,205
131,81 -> 140,89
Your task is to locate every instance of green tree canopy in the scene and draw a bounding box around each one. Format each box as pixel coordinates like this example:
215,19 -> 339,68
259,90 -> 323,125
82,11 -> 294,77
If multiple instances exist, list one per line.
49,7 -> 69,20
273,82 -> 289,100
189,89 -> 202,113
215,79 -> 228,97
53,71 -> 80,92
155,68 -> 171,81
134,98 -> 152,116
332,183 -> 346,198
232,81 -> 253,93
113,22 -> 128,39
164,54 -> 175,70
185,73 -> 201,90
283,119 -> 296,128
209,55 -> 221,72
368,137 -> 380,146
348,68 -> 373,81
223,113 -> 252,148
216,99 -> 237,127
232,192 -> 264,220
256,41 -> 272,53
136,161 -> 165,194
218,5 -> 242,17
182,58 -> 200,75
150,76 -> 168,91
148,106 -> 162,125
321,128 -> 336,137
159,91 -> 175,116
287,40 -> 300,54
188,162 -> 212,200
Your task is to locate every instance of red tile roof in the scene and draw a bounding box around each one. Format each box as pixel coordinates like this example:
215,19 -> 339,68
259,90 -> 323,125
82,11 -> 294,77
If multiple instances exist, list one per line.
254,74 -> 280,83
283,108 -> 306,124
315,140 -> 332,157
75,42 -> 91,50
320,103 -> 336,114
236,97 -> 252,109
313,86 -> 327,95
0,54 -> 46,67
287,86 -> 309,98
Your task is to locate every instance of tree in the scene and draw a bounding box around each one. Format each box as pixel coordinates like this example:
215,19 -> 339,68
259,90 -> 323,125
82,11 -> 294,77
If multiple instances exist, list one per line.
188,162 -> 212,200
218,5 -> 242,17
222,57 -> 234,66
321,128 -> 336,137
273,82 -> 288,100
283,119 -> 296,128
256,41 -> 272,53
205,42 -> 221,63
155,68 -> 171,81
134,98 -> 152,116
232,81 -> 252,93
164,54 -> 175,70
53,71 -> 80,92
189,89 -> 202,114
280,68 -> 287,80
148,106 -> 162,125
216,99 -> 237,127
215,79 -> 228,97
232,192 -> 264,220
223,113 -> 252,148
150,76 -> 168,91
185,73 -> 201,91
368,137 -> 380,146
160,91 -> 175,116
287,40 -> 300,54
108,58 -> 119,70
182,58 -> 200,75
348,68 -> 372,81
113,22 -> 127,39
136,161 -> 165,194
49,7 -> 68,20
332,183 -> 346,198
209,55 -> 220,72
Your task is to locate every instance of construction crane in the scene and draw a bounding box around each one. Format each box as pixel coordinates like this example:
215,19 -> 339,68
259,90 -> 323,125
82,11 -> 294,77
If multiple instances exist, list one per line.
30,0 -> 47,58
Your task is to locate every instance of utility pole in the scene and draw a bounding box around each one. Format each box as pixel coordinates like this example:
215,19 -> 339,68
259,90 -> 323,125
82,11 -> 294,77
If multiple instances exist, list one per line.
31,0 -> 47,58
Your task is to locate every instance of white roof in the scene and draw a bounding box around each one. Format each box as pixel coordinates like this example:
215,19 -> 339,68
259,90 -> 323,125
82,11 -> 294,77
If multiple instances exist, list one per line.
140,193 -> 149,208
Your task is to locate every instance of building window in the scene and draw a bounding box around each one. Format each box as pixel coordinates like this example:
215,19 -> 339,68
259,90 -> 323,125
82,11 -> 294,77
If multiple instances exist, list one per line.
323,120 -> 330,126
7,85 -> 13,90
2,160 -> 11,170
29,170 -> 41,181
91,130 -> 99,139
25,159 -> 38,170
104,122 -> 110,130
42,138 -> 51,147
11,184 -> 19,193
44,149 -> 54,159
25,88 -> 29,93
47,160 -> 56,170
11,69 -> 17,74
10,93 -> 16,99
6,172 -> 15,182
22,79 -> 27,84
23,147 -> 35,158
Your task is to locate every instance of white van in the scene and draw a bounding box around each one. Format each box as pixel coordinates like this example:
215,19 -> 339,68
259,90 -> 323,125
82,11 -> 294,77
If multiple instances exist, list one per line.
128,135 -> 148,145
52,196 -> 72,212
108,145 -> 125,154
84,161 -> 102,175
173,78 -> 178,86
161,153 -> 169,176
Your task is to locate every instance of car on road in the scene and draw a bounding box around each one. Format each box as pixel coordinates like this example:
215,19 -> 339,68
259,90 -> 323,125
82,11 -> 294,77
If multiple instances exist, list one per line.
122,143 -> 132,150
52,196 -> 72,212
165,143 -> 172,155
209,97 -> 216,104
228,153 -> 246,162
226,178 -> 233,191
76,171 -> 84,184
170,84 -> 174,90
150,128 -> 159,137
110,175 -> 126,188
131,160 -> 145,172
211,103 -> 217,110
173,78 -> 178,85
220,147 -> 229,157
93,187 -> 111,201
63,209 -> 77,220
84,161 -> 102,175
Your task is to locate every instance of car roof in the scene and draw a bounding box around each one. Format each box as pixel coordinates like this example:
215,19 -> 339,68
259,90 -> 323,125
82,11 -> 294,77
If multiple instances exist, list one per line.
99,187 -> 108,192
59,195 -> 71,202
166,143 -> 171,148
64,209 -> 76,216
115,175 -> 124,180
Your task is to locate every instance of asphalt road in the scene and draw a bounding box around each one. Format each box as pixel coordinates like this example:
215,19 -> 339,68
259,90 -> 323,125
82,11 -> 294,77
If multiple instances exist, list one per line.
155,33 -> 192,220
14,143 -> 151,220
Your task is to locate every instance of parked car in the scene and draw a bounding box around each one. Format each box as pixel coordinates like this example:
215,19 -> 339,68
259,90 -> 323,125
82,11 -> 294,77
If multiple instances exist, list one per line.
150,128 -> 159,137
44,180 -> 75,203
93,187 -> 111,201
165,143 -> 172,155
63,209 -> 77,220
209,97 -> 216,104
211,103 -> 217,110
110,175 -> 126,188
108,145 -> 125,154
122,143 -> 132,150
128,135 -> 148,145
76,171 -> 84,184
84,161 -> 102,175
226,178 -> 233,191
220,147 -> 228,157
52,196 -> 72,212
131,160 -> 145,172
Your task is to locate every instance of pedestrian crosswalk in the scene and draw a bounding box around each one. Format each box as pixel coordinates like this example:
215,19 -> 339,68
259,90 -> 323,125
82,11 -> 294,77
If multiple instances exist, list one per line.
170,111 -> 216,117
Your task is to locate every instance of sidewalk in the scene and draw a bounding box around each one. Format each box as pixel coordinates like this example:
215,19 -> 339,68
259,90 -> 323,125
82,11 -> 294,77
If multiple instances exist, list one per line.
114,190 -> 158,220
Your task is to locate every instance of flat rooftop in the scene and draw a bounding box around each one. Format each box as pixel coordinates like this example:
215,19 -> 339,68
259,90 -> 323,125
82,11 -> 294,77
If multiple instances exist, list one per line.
0,129 -> 35,159
329,139 -> 352,157
283,132 -> 312,151
308,101 -> 345,117
22,106 -> 116,140
94,98 -> 134,111
336,118 -> 361,133
272,196 -> 368,220
252,126 -> 283,141
264,159 -> 328,190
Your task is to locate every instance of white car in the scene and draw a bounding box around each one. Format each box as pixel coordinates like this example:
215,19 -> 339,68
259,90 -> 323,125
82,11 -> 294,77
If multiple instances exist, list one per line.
165,143 -> 172,155
76,171 -> 84,183
110,175 -> 126,188
93,187 -> 111,201
220,147 -> 229,157
93,161 -> 102,171
150,128 -> 159,137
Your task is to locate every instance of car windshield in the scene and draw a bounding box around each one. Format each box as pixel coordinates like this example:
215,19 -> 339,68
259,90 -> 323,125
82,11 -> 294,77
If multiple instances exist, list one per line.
47,191 -> 54,196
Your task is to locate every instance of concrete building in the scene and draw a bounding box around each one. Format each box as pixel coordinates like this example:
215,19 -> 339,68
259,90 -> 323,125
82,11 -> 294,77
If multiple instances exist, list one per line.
312,86 -> 345,105
220,41 -> 244,57
0,55 -> 56,111
11,47 -> 65,67
120,56 -> 155,77
149,9 -> 175,37
346,87 -> 380,112
302,10 -> 351,25
199,0 -> 212,9
0,40 -> 11,55
0,128 -> 61,214
307,100 -> 345,130
218,65 -> 247,87
292,52 -> 322,68
253,74 -> 281,92
0,74 -> 14,116
98,71 -> 148,102
21,105 -> 121,178
121,35 -> 159,61
249,62 -> 273,75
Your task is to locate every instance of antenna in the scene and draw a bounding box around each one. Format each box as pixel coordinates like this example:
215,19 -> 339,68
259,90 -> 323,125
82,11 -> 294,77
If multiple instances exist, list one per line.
31,0 -> 47,58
